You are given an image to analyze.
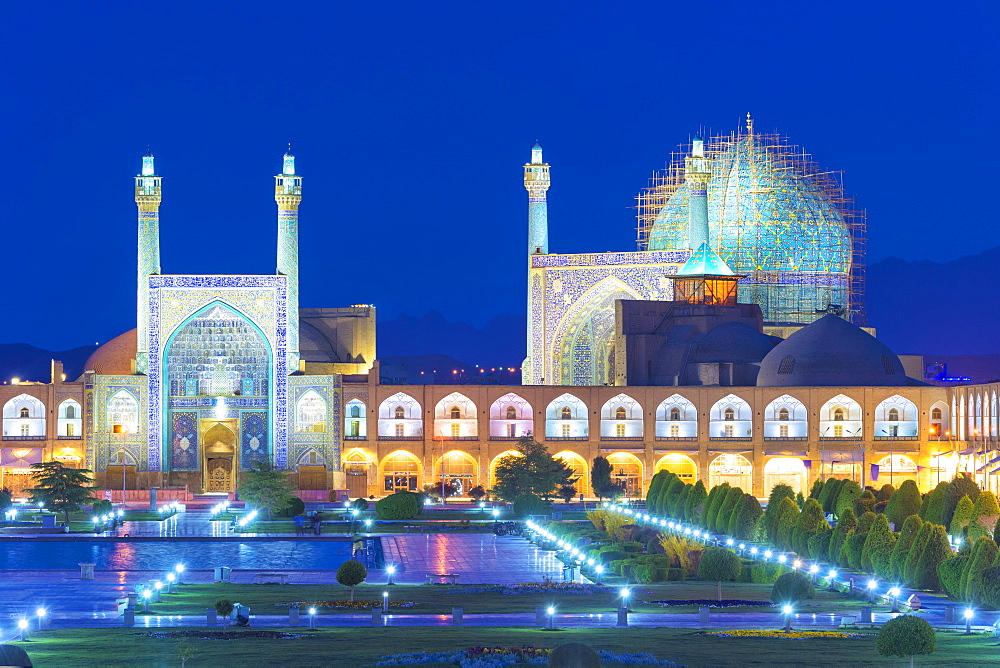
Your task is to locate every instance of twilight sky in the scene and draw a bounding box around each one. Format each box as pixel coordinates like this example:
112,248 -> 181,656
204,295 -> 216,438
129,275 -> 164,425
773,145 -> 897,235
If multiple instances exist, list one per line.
1,1 -> 997,350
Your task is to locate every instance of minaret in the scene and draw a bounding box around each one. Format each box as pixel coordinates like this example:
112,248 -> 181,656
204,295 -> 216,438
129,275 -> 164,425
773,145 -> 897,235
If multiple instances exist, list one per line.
685,135 -> 711,249
523,143 -> 550,255
275,147 -> 302,372
134,150 -> 162,374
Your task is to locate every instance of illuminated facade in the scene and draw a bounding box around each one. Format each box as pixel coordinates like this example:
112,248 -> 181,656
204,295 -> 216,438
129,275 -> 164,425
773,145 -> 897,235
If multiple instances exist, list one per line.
524,118 -> 866,386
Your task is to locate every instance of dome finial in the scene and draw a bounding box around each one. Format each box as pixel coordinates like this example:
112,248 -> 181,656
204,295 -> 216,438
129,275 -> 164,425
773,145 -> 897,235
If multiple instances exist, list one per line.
745,112 -> 754,135
282,146 -> 295,176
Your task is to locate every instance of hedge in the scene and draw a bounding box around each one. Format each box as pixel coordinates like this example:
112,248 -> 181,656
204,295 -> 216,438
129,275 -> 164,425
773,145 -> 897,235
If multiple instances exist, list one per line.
961,537 -> 999,604
374,491 -> 423,520
750,561 -> 786,584
937,555 -> 969,600
884,479 -> 921,529
770,571 -> 815,604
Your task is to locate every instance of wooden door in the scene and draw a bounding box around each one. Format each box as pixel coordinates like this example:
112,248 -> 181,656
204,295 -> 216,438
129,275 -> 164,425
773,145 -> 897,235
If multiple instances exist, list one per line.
206,458 -> 233,492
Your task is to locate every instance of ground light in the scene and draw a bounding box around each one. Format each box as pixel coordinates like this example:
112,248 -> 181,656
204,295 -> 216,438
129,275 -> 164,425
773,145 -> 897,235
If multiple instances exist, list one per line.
154,581 -> 163,602
35,607 -> 45,630
17,618 -> 27,641
492,508 -> 499,518
867,579 -> 878,603
782,605 -> 793,633
382,592 -> 389,613
166,572 -> 175,593
142,589 -> 151,612
827,569 -> 838,591
309,607 -> 317,630
546,606 -> 554,629
964,608 -> 974,635
888,587 -> 900,613
809,564 -> 818,583
619,588 -> 630,612
386,565 -> 396,585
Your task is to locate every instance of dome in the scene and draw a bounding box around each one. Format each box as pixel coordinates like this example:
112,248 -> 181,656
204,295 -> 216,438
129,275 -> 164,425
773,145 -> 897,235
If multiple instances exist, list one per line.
757,314 -> 907,387
694,322 -> 779,363
299,320 -> 341,363
84,329 -> 137,376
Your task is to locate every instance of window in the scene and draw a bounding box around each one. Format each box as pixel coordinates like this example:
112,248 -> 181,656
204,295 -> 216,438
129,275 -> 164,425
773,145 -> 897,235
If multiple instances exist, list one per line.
889,425 -> 899,437
779,424 -> 789,438
65,405 -> 76,419
66,423 -> 75,436
506,406 -> 517,420
506,423 -> 516,437
395,423 -> 404,437
777,355 -> 795,374
616,423 -> 626,438
561,423 -> 570,437
451,423 -> 460,437
394,406 -> 405,419
669,407 -> 681,421
670,424 -> 679,437
561,407 -> 572,420
19,408 -> 28,418
20,424 -> 29,436
724,407 -> 735,421
931,407 -> 942,420
778,408 -> 789,421
615,407 -> 627,420
350,405 -> 360,418
834,424 -> 844,437
881,354 -> 896,375
723,424 -> 734,438
833,408 -> 845,421
296,392 -> 326,433
450,406 -> 461,419
888,408 -> 899,421
348,420 -> 359,437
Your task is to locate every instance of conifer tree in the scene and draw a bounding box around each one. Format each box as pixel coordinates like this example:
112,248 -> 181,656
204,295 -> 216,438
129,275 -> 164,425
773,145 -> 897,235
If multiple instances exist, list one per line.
853,489 -> 876,516
876,484 -> 896,503
684,480 -> 708,525
704,482 -> 730,532
828,507 -> 856,567
808,479 -> 824,499
913,524 -> 953,590
943,474 -> 981,528
921,481 -> 950,524
645,470 -> 668,510
816,477 -> 839,512
949,495 -> 975,539
968,490 -> 1000,541
884,479 -> 922,530
657,476 -> 684,516
961,537 -> 999,603
728,493 -> 763,540
889,514 -> 924,579
773,496 -> 800,551
700,484 -> 722,530
833,479 -> 862,517
862,514 -> 897,577
672,484 -> 693,520
791,498 -> 827,556
762,484 -> 796,540
716,487 -> 743,535
903,521 -> 933,586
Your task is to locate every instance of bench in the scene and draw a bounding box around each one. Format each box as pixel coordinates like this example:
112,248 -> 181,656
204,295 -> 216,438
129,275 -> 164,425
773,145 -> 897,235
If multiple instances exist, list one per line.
253,573 -> 290,585
425,573 -> 460,584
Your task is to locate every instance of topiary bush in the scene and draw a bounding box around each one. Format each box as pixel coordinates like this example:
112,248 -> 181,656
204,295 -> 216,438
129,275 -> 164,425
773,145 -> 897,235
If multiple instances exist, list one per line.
598,549 -> 628,564
936,555 -> 969,600
750,562 -> 785,584
91,499 -> 113,515
512,493 -> 550,518
979,565 -> 1000,610
876,615 -> 936,663
697,547 -> 742,601
632,564 -> 667,583
279,496 -> 305,518
549,643 -> 600,668
770,571 -> 815,604
374,491 -> 423,520
336,559 -> 367,602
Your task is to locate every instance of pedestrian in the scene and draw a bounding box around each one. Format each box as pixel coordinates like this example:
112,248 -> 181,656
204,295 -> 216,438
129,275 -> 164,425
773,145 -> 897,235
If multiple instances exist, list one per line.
294,515 -> 305,537
313,511 -> 323,536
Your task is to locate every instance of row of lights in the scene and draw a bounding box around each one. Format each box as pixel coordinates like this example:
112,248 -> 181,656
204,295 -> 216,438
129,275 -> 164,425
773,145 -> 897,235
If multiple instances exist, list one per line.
139,564 -> 186,610
209,500 -> 231,516
599,502 -> 981,630
11,608 -> 47,640
157,501 -> 183,515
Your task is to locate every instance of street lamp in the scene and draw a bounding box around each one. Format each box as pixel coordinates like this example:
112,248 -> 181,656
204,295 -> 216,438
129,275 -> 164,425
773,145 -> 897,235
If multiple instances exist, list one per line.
808,564 -> 818,583
827,569 -> 838,592
17,618 -> 28,641
964,607 -> 974,635
154,581 -> 163,603
382,591 -> 389,613
782,604 -> 793,633
619,587 -> 631,611
308,606 -> 317,630
142,588 -> 151,612
174,563 -> 185,585
546,605 -> 555,629
594,564 -> 604,585
386,565 -> 396,586
867,579 -> 878,604
36,607 -> 46,630
166,572 -> 175,593
888,587 -> 900,613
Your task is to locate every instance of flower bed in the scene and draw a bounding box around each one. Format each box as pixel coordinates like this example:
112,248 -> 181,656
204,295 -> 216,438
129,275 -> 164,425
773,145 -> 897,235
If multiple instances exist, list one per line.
375,646 -> 678,666
442,582 -> 606,596
145,631 -> 305,640
699,630 -> 872,639
280,600 -> 416,609
651,599 -> 773,608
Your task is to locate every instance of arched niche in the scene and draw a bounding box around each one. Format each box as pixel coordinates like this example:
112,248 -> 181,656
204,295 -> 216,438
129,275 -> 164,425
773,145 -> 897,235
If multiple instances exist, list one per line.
599,394 -> 643,439
489,393 -> 533,439
709,394 -> 752,439
763,457 -> 807,496
377,392 -> 422,438
344,398 -> 367,438
545,393 -> 588,439
654,453 -> 697,482
818,394 -> 863,439
708,453 -> 752,491
763,394 -> 808,439
655,394 -> 697,438
433,392 -> 478,439
874,395 -> 919,439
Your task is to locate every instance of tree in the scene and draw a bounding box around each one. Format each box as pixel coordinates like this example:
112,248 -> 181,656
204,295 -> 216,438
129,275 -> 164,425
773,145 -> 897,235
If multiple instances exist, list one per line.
903,521 -> 933,586
375,491 -> 423,520
591,456 -> 614,501
968,490 -> 1000,541
703,482 -> 730,532
773,497 -> 800,551
715,487 -> 744,534
876,484 -> 896,503
558,484 -> 577,504
468,485 -> 487,503
808,479 -> 824,499
884,480 -> 921,530
889,515 -> 924,579
697,547 -> 742,601
913,524 -> 953,590
943,474 -> 980,528
657,476 -> 684,517
791,498 -> 827,556
729,493 -> 763,540
27,462 -> 94,525
645,471 -> 668,509
828,507 -> 856,568
852,489 -> 876,517
236,460 -> 295,519
817,478 -> 843,514
673,485 -> 693,520
949,495 -> 974,539
492,437 -> 572,502
770,571 -> 815,604
177,640 -> 195,668
762,484 -> 796,541
862,514 -> 897,578
807,528 -> 832,563
336,559 -> 367,602
980,565 -> 1000,610
833,480 -> 862,518
684,480 -> 708,525
876,615 -> 936,667
0,488 -> 12,511
921,481 -> 949,524
961,537 -> 999,604
214,599 -> 234,628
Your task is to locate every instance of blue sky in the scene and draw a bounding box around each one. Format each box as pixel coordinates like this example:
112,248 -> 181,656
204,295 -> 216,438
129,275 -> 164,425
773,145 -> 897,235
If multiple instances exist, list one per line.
1,1 -> 997,349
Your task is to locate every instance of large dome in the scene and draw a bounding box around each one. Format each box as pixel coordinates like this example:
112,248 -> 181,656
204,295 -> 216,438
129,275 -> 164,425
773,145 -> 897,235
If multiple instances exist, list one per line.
693,322 -> 778,363
83,329 -> 137,376
757,314 -> 907,387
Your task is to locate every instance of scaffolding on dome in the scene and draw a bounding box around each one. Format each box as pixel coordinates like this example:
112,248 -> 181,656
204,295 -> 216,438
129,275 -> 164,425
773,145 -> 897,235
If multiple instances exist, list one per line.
636,121 -> 867,327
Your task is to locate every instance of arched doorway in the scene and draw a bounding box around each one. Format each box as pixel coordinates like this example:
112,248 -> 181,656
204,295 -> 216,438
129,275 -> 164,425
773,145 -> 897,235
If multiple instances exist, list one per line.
343,450 -> 375,498
554,451 -> 589,496
607,452 -> 643,498
203,421 -> 237,493
876,455 -> 918,488
381,451 -> 420,493
489,450 -> 521,489
435,450 -> 478,496
764,457 -> 807,495
654,453 -> 697,482
709,453 -> 752,491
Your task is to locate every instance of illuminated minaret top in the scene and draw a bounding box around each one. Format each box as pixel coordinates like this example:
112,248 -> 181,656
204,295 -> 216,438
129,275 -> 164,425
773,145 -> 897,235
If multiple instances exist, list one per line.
684,135 -> 711,250
134,149 -> 162,374
275,146 -> 302,371
523,142 -> 551,255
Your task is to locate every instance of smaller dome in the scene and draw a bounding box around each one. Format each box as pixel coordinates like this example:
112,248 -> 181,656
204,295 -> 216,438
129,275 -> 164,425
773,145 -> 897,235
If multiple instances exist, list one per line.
84,329 -> 137,376
757,315 -> 907,387
694,322 -> 778,363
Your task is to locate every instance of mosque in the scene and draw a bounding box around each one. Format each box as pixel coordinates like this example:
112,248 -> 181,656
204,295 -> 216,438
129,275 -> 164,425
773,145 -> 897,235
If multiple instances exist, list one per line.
0,124 -> 997,501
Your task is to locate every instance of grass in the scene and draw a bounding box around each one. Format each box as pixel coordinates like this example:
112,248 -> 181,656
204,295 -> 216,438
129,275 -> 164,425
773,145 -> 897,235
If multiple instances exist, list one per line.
14,625 -> 998,666
135,580 -> 886,617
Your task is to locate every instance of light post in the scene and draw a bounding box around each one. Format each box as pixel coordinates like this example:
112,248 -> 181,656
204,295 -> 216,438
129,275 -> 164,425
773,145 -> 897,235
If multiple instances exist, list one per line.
386,565 -> 396,586
142,588 -> 151,612
492,507 -> 499,519
36,607 -> 46,631
888,587 -> 900,613
594,564 -> 604,585
546,605 -> 555,630
867,579 -> 878,604
17,618 -> 28,641
174,563 -> 185,585
166,572 -> 175,594
809,564 -> 818,583
154,581 -> 163,603
964,608 -> 974,635
308,607 -> 317,630
782,604 -> 793,633
827,569 -> 838,592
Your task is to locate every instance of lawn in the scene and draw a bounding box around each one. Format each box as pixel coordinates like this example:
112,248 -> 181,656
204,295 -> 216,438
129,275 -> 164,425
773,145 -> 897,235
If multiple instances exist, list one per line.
138,581 -> 883,617
13,625 -> 997,666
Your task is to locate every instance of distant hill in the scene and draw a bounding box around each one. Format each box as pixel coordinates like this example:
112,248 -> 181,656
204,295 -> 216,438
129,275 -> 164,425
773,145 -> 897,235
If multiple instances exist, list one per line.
0,343 -> 97,384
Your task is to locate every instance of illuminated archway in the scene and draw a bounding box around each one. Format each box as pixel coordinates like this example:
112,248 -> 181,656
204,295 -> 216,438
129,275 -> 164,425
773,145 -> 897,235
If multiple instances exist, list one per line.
433,392 -> 478,439
819,394 -> 862,439
489,392 -> 533,439
344,398 -> 367,438
709,394 -> 752,439
600,394 -> 643,439
875,454 -> 918,488
874,395 -> 919,439
380,450 -> 421,493
708,453 -> 752,491
434,450 -> 478,496
554,450 -> 589,496
377,392 -> 422,438
545,393 -> 588,439
489,450 -> 521,489
607,452 -> 643,498
763,395 -> 807,439
655,394 -> 697,438
654,453 -> 697,482
763,457 -> 807,495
